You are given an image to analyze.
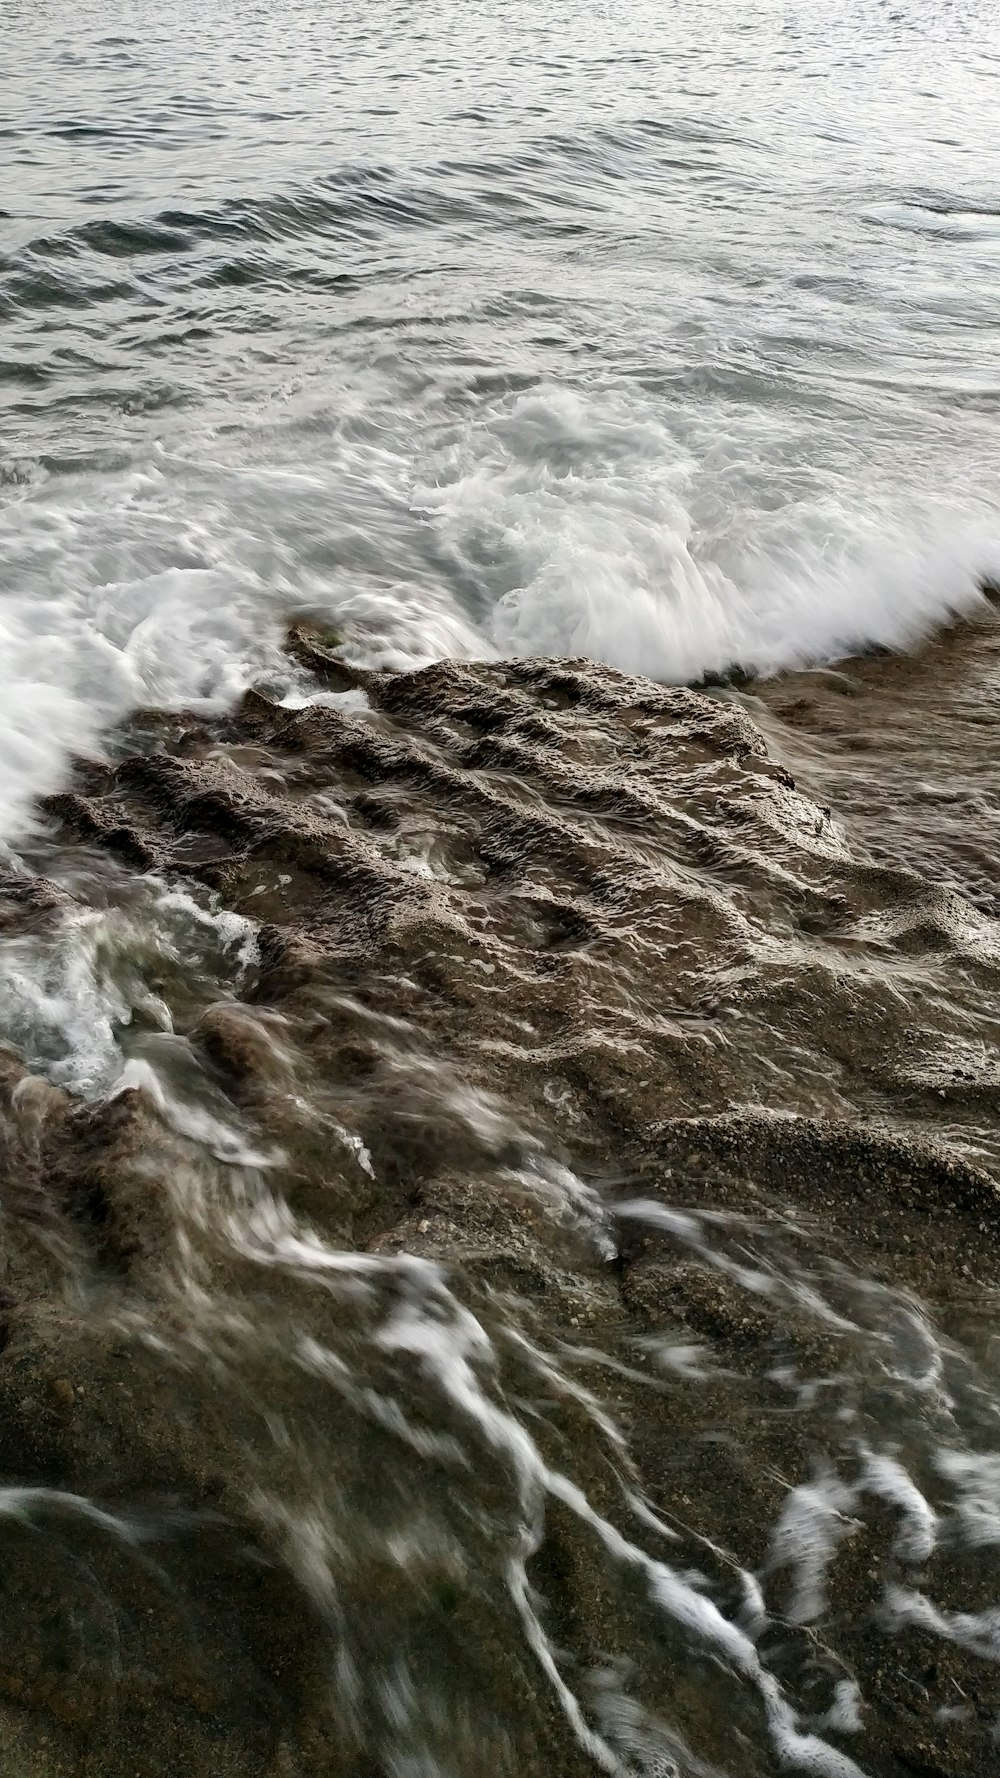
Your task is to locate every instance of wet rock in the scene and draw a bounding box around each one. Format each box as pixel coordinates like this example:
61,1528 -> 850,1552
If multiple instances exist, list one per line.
0,650 -> 998,1775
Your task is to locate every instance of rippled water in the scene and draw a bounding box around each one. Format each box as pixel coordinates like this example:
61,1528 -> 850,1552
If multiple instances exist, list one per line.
4,0 -> 1000,824
4,4 -> 1000,1776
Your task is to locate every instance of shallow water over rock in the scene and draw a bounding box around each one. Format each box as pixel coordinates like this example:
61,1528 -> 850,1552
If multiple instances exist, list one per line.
0,648 -> 997,1776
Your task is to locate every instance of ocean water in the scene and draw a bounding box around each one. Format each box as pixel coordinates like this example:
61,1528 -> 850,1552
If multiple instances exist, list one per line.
4,0 -> 1000,835
4,5 -> 1000,1776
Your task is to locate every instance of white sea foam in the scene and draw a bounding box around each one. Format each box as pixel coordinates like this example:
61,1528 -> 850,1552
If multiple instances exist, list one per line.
883,1586 -> 1000,1661
859,1450 -> 938,1563
419,384 -> 1000,684
765,1474 -> 859,1625
0,437 -> 489,850
0,467 -> 277,842
0,871 -> 259,1096
374,1271 -> 870,1778
936,1450 -> 1000,1549
3,381 -> 999,858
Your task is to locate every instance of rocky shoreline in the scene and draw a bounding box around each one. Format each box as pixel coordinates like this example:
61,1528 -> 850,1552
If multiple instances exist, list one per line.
0,638 -> 998,1777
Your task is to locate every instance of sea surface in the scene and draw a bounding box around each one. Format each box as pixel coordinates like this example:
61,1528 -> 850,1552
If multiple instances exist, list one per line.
3,3 -> 1000,1775
5,0 -> 1000,822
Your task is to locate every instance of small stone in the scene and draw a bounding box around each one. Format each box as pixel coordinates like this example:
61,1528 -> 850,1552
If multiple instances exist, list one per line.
50,1377 -> 75,1407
